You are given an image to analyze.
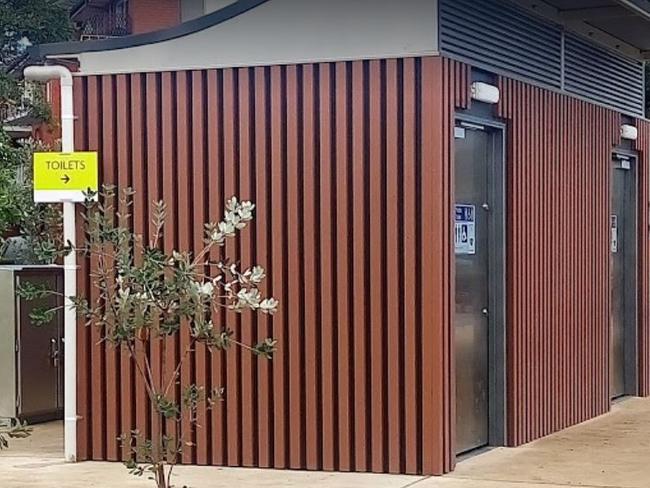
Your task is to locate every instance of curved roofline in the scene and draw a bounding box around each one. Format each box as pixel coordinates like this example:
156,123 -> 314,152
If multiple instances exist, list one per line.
30,0 -> 270,59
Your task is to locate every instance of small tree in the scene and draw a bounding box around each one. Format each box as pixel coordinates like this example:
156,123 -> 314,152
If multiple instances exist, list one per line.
20,186 -> 278,488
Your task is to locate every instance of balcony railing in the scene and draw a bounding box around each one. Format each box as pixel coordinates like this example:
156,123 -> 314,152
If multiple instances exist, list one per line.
1,82 -> 39,125
0,104 -> 29,124
79,10 -> 131,40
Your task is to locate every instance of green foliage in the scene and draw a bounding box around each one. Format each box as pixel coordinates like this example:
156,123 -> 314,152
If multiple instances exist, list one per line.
0,71 -> 20,101
0,74 -> 53,123
154,395 -> 180,420
69,187 -> 278,351
0,420 -> 32,449
20,186 -> 278,488
0,0 -> 73,66
15,280 -> 51,300
0,132 -> 26,234
0,0 -> 72,124
0,133 -> 63,263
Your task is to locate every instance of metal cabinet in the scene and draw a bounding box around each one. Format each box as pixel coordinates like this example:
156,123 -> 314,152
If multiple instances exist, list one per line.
0,266 -> 64,423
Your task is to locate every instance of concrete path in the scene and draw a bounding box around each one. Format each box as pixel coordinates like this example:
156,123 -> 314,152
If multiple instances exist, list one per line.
1,397 -> 649,487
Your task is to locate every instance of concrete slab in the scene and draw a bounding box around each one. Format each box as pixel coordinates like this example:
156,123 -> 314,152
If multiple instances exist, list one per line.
0,425 -> 423,487
1,397 -> 650,487
436,396 -> 650,488
0,421 -> 63,459
0,457 -> 424,487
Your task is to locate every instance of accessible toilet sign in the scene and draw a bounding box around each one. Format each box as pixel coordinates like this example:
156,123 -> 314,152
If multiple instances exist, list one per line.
33,152 -> 99,203
454,204 -> 476,255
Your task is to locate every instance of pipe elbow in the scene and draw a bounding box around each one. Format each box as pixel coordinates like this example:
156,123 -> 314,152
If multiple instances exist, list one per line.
24,65 -> 73,86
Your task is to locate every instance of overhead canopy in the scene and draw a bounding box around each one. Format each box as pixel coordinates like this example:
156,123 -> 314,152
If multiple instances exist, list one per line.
31,0 -> 650,72
512,0 -> 650,59
29,0 -> 438,76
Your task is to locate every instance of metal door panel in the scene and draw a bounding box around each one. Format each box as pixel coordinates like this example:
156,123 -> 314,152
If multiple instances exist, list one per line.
16,271 -> 62,420
611,166 -> 626,398
455,127 -> 490,453
610,154 -> 637,398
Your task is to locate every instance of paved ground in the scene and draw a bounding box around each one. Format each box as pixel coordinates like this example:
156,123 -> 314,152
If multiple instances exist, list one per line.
1,397 -> 649,487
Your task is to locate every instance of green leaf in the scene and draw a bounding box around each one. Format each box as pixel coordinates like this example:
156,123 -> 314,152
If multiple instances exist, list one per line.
16,281 -> 53,300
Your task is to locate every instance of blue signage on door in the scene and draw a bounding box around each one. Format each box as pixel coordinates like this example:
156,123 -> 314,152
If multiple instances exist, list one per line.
455,204 -> 476,255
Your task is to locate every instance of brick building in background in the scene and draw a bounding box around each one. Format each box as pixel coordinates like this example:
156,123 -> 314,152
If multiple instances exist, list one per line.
70,0 -> 238,37
5,0 -> 237,141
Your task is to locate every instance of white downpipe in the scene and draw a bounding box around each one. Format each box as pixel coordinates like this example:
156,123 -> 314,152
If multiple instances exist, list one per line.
61,74 -> 77,464
24,65 -> 77,462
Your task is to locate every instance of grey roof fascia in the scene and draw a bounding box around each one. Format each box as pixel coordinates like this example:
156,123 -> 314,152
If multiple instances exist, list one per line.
616,0 -> 650,19
30,0 -> 270,59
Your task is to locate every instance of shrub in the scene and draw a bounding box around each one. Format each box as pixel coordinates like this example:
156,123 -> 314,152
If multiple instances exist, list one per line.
19,186 -> 277,488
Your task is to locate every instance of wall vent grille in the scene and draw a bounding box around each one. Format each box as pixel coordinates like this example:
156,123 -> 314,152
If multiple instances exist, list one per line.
439,0 -> 646,116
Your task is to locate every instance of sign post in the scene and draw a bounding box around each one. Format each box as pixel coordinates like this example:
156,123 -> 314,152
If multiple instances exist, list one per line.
24,65 -> 88,463
32,150 -> 98,463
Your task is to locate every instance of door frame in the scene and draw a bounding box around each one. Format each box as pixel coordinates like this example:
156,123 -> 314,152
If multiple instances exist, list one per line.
14,270 -> 64,423
611,149 -> 639,398
454,113 -> 507,450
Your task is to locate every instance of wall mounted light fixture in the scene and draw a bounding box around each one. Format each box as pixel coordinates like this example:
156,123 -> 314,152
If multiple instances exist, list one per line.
621,124 -> 638,141
471,81 -> 500,104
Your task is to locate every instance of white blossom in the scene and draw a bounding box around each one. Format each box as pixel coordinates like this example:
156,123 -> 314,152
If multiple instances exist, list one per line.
191,281 -> 214,298
249,266 -> 266,284
259,298 -> 279,314
234,288 -> 262,309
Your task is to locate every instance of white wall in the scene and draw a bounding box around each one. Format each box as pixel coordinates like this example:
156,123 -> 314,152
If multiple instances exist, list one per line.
69,0 -> 439,75
181,0 -> 204,22
182,0 -> 237,22
204,0 -> 238,14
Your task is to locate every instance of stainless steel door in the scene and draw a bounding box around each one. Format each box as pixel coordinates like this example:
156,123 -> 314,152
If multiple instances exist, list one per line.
454,126 -> 490,453
610,155 -> 636,398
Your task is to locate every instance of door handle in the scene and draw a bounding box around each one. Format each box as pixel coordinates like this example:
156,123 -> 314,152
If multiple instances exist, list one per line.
49,338 -> 59,368
481,308 -> 489,317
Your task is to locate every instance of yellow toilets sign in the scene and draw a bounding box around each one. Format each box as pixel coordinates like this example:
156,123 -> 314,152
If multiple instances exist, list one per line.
33,152 -> 98,203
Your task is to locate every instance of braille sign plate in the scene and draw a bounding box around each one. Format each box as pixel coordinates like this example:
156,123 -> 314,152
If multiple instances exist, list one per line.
33,152 -> 98,203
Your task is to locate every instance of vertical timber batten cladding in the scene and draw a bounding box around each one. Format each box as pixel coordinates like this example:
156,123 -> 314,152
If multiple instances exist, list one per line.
635,121 -> 650,397
496,78 -> 621,446
73,57 -> 473,475
71,54 -> 650,474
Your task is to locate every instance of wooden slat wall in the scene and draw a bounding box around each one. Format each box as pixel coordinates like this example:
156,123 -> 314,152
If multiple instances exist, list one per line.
635,121 -> 650,397
72,57 -> 462,475
73,74 -> 90,463
496,78 -> 621,446
72,55 -> 645,475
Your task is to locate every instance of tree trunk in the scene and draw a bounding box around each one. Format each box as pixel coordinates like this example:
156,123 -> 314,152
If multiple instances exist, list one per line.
155,464 -> 168,488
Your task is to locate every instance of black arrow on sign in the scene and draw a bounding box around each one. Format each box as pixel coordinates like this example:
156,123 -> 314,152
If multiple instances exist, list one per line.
61,174 -> 71,184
